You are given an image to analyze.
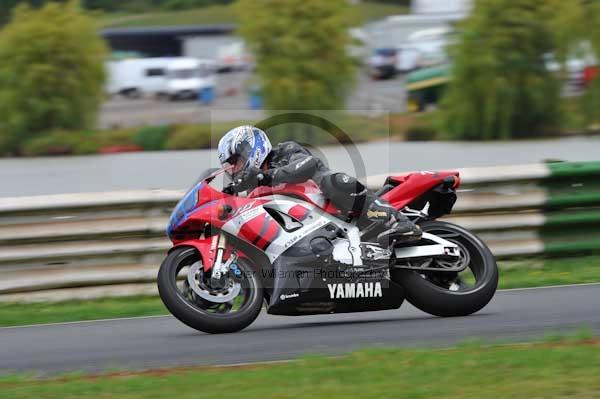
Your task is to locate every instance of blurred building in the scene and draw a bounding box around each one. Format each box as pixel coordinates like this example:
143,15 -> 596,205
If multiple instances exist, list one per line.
101,25 -> 236,59
411,0 -> 472,14
364,0 -> 472,50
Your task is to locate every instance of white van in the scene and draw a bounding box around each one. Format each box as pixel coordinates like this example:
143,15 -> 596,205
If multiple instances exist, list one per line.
164,58 -> 216,100
106,57 -> 216,100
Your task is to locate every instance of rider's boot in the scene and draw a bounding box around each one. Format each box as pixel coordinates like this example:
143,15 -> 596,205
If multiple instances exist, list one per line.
376,211 -> 422,247
360,198 -> 422,247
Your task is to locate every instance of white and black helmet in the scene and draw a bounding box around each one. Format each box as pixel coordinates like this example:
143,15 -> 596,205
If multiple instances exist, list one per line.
217,125 -> 272,176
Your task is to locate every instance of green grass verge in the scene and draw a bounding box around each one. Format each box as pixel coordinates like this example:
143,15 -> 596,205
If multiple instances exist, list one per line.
2,341 -> 599,398
498,255 -> 600,289
101,3 -> 407,28
1,255 -> 599,328
0,296 -> 166,328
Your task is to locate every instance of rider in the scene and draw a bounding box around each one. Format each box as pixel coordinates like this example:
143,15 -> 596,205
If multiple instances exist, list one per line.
217,125 -> 422,246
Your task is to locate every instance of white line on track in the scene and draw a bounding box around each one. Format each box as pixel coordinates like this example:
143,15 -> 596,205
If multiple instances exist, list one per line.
1,282 -> 599,330
499,282 -> 600,292
0,314 -> 171,330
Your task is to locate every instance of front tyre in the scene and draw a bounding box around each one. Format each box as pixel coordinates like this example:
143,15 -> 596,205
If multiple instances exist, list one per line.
157,247 -> 263,334
391,221 -> 498,317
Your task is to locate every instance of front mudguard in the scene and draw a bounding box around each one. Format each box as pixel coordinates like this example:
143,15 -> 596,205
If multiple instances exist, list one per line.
169,234 -> 261,274
169,236 -> 218,272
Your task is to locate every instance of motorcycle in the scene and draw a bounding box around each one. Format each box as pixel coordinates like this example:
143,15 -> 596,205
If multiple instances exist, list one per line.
158,167 -> 498,334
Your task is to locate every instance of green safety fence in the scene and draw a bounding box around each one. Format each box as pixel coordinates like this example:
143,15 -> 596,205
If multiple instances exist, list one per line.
540,161 -> 600,256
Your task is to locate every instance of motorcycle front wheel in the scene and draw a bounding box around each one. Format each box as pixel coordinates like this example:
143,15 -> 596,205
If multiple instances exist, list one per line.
391,221 -> 498,317
157,247 -> 263,334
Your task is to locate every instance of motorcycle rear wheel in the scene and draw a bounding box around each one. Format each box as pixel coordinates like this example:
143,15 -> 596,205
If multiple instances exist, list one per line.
158,247 -> 263,334
391,221 -> 498,317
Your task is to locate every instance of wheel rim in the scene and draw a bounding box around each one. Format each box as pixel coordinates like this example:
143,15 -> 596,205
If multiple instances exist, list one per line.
416,226 -> 487,293
171,251 -> 258,316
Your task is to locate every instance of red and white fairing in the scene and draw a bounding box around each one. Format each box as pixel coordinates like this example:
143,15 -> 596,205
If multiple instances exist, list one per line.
221,194 -> 363,264
168,170 -> 460,271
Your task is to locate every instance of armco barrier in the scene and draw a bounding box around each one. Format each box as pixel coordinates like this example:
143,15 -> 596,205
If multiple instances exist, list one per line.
0,161 -> 599,302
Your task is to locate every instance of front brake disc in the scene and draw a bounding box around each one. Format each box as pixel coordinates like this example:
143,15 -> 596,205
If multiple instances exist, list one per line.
187,262 -> 241,303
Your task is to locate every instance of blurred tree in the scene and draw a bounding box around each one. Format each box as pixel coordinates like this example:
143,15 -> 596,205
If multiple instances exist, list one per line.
582,0 -> 600,125
440,0 -> 566,140
546,1 -> 586,65
0,1 -> 19,24
234,0 -> 357,111
0,1 -> 107,155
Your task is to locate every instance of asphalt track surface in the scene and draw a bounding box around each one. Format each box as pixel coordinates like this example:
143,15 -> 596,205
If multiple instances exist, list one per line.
1,284 -> 599,375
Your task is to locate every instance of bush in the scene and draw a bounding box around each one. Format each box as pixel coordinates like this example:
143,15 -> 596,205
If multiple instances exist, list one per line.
21,131 -> 99,156
560,97 -> 587,133
0,131 -> 11,156
404,124 -> 438,141
165,124 -> 213,150
134,125 -> 171,151
0,1 -> 107,155
582,78 -> 600,128
403,113 -> 440,141
323,114 -> 388,144
95,129 -> 138,148
20,128 -> 145,156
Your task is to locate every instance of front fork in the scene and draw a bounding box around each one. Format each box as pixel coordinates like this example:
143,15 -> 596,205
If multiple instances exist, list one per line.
210,232 -> 236,285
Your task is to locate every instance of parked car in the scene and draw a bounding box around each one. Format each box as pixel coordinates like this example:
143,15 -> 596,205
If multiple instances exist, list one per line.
369,48 -> 398,79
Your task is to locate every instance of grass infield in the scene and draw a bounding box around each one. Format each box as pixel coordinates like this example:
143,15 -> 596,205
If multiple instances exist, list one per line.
1,338 -> 599,398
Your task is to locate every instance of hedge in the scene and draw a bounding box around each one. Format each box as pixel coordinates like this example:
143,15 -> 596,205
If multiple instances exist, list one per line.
14,113 -> 428,157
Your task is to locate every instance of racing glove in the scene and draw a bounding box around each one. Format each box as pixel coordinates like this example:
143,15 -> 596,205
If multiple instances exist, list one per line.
231,167 -> 265,193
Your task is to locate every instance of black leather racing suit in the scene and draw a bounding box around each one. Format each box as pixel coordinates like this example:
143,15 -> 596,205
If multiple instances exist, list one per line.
256,141 -> 409,235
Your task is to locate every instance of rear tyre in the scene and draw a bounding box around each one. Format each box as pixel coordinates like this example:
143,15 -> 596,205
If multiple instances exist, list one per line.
158,247 -> 263,333
391,221 -> 498,317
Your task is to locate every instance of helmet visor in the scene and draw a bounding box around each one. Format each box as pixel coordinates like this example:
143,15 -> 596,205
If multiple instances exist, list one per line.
222,140 -> 253,177
222,154 -> 247,177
